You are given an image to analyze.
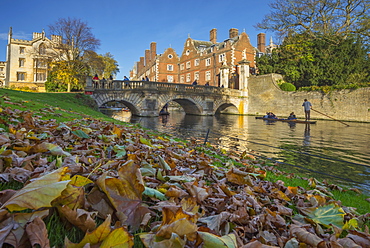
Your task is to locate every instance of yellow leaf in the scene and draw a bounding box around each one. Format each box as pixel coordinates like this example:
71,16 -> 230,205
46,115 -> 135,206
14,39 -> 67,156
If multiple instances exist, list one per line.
2,167 -> 70,211
100,227 -> 134,248
70,175 -> 93,187
65,215 -> 112,248
198,232 -> 237,248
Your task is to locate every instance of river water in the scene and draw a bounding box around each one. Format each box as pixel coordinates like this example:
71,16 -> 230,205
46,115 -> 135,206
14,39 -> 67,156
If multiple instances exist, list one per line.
102,109 -> 370,193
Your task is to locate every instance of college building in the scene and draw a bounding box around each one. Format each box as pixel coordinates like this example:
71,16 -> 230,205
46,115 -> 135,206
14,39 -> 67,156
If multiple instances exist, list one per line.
130,28 -> 276,88
0,28 -> 63,91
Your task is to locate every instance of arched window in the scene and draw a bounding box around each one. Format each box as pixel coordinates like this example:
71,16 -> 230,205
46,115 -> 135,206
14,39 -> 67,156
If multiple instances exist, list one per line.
39,44 -> 46,55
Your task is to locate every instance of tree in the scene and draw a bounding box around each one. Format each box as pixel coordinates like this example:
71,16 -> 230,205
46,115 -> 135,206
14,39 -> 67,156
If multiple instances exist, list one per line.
256,33 -> 370,89
47,17 -> 100,91
101,52 -> 120,79
256,0 -> 370,42
83,50 -> 105,77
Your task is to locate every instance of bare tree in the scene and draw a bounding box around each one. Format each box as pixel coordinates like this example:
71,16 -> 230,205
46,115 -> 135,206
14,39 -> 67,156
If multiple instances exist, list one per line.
48,17 -> 100,61
256,0 -> 370,40
47,18 -> 100,92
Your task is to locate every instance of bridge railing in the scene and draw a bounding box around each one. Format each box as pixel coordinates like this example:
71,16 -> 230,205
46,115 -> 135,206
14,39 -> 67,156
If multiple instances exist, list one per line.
91,80 -> 242,96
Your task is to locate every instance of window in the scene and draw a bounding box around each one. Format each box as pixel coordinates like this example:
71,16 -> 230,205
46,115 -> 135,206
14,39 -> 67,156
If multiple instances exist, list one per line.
0,67 -> 3,72
19,47 -> 25,54
19,58 -> 25,67
36,73 -> 46,81
180,64 -> 184,70
168,54 -> 173,59
35,60 -> 47,68
206,71 -> 211,81
167,64 -> 173,71
205,58 -> 211,66
194,72 -> 199,80
186,73 -> 191,82
186,49 -> 190,55
219,53 -> 225,62
17,72 -> 26,81
180,75 -> 184,83
39,44 -> 46,55
186,61 -> 190,69
167,75 -> 173,82
194,59 -> 200,66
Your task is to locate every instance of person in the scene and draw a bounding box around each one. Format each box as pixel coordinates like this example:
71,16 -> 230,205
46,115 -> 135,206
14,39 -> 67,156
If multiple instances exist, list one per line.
101,77 -> 106,89
123,76 -> 131,89
205,82 -> 210,86
192,80 -> 198,85
288,112 -> 297,120
267,112 -> 278,119
145,76 -> 149,81
92,74 -> 99,88
302,99 -> 312,120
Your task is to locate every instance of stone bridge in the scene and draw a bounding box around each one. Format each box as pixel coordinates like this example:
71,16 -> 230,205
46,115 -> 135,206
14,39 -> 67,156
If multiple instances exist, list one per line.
85,78 -> 249,117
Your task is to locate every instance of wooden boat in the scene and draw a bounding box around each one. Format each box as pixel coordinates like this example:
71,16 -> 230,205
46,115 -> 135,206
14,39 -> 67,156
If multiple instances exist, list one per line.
255,116 -> 316,124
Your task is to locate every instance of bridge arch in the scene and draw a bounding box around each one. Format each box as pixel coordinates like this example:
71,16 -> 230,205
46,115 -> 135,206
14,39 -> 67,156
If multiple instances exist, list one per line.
87,80 -> 248,117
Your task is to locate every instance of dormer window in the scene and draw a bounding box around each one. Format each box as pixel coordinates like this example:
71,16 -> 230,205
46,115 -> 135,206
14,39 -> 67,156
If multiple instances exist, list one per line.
186,49 -> 190,55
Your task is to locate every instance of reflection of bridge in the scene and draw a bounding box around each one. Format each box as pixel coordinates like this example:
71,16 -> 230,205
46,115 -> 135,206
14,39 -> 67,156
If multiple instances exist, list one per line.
85,78 -> 249,117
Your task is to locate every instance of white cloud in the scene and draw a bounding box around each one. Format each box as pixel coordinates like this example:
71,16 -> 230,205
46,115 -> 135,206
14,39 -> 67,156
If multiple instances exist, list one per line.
0,31 -> 31,41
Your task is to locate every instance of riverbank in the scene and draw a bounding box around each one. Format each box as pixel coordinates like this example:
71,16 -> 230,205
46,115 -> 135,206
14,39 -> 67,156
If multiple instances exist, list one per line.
0,89 -> 369,247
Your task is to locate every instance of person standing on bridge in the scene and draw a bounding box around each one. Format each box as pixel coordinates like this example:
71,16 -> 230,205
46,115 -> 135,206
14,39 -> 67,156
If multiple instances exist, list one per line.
145,76 -> 149,81
302,99 -> 312,120
123,76 -> 131,89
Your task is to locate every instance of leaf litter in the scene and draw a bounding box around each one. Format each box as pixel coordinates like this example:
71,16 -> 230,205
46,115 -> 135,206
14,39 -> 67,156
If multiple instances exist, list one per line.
0,97 -> 369,247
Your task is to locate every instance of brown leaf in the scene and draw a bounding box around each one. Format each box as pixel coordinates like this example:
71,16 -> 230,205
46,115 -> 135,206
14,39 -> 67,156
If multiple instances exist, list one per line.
25,217 -> 50,248
290,224 -> 326,247
58,205 -> 97,232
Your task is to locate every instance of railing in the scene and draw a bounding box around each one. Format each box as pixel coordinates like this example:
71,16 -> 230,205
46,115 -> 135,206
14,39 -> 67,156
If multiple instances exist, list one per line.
91,80 -> 242,96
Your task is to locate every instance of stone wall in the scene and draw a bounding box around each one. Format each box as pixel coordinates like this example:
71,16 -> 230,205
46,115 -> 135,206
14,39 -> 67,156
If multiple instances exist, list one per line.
247,74 -> 370,122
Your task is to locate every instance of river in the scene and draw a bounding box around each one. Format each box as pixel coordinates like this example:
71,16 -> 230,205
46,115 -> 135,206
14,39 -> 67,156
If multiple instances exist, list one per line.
101,109 -> 370,193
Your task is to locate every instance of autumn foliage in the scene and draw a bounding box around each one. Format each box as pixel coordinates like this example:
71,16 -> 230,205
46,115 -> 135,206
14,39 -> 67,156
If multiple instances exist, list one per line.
0,94 -> 369,247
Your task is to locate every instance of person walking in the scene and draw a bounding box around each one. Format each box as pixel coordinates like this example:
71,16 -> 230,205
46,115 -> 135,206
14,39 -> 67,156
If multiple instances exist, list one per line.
302,99 -> 312,120
123,76 -> 131,89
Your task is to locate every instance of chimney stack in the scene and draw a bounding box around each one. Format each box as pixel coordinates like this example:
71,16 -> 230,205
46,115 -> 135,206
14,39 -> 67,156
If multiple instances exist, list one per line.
150,42 -> 156,62
210,28 -> 217,44
145,49 -> 150,66
229,28 -> 239,39
257,33 -> 266,53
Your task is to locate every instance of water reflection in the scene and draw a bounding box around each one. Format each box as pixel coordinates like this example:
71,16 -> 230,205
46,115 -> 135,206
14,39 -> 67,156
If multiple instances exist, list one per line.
101,109 -> 370,193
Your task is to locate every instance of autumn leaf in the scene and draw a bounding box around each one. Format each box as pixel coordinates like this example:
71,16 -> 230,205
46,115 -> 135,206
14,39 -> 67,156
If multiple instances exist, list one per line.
198,232 -> 237,248
1,167 -> 71,211
143,187 -> 167,201
100,227 -> 134,248
72,129 -> 91,139
306,203 -> 345,228
64,214 -> 111,248
25,217 -> 50,248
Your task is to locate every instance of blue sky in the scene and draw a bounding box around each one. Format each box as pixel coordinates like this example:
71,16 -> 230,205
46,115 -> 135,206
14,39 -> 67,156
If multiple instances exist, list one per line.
0,0 -> 275,79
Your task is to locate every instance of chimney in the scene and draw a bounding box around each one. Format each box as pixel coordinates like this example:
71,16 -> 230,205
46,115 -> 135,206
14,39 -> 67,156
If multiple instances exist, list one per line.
150,42 -> 156,62
257,33 -> 266,53
210,28 -> 217,44
145,49 -> 150,66
139,57 -> 144,73
229,28 -> 239,39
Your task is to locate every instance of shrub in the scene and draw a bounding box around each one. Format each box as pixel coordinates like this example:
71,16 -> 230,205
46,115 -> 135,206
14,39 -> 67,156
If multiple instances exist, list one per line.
279,82 -> 296,91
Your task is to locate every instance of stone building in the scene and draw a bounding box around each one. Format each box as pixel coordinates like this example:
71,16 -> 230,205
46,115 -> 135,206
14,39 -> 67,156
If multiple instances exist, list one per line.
131,28 -> 274,88
0,61 -> 5,87
4,27 -> 62,91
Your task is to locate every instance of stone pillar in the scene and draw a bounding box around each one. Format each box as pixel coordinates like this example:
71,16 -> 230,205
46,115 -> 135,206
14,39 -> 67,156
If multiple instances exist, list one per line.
220,61 -> 229,88
238,59 -> 250,91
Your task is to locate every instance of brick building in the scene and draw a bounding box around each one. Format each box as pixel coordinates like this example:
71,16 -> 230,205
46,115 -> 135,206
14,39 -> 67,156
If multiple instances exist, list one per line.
131,28 -> 271,88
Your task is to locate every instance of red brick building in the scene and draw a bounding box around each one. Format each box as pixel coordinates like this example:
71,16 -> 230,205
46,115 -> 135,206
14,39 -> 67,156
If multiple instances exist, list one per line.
131,28 -> 268,88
